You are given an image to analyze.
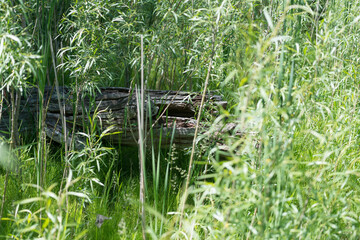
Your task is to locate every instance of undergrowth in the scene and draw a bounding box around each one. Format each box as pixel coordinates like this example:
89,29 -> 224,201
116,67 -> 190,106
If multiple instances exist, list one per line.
1,0 -> 360,239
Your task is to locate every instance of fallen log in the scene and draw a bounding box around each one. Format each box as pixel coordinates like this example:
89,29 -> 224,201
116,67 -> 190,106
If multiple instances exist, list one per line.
0,87 -> 228,147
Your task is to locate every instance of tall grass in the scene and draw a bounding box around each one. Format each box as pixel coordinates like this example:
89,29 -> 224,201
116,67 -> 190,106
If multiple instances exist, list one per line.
2,0 -> 360,239
167,1 -> 360,239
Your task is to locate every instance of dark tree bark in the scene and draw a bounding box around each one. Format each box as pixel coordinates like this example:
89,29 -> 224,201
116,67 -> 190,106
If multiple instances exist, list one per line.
0,87 -> 228,148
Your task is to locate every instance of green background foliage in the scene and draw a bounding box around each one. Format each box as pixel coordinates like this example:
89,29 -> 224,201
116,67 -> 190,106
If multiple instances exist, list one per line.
1,0 -> 360,239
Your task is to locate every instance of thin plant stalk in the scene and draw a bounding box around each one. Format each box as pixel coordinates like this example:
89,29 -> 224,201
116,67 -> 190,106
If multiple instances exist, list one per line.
1,88 -> 20,221
148,95 -> 158,232
69,79 -> 81,150
160,122 -> 176,235
49,33 -> 69,197
49,33 -> 68,156
0,172 -> 8,222
0,89 -> 4,125
0,83 -> 5,223
36,36 -> 47,190
278,44 -> 285,108
136,34 -> 147,240
287,59 -> 295,104
179,29 -> 217,226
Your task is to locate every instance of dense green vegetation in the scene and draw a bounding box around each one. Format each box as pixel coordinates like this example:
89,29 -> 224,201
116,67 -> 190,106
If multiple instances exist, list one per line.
1,0 -> 360,239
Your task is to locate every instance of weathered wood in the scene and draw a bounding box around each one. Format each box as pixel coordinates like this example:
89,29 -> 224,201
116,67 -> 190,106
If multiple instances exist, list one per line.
0,87 -> 227,147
